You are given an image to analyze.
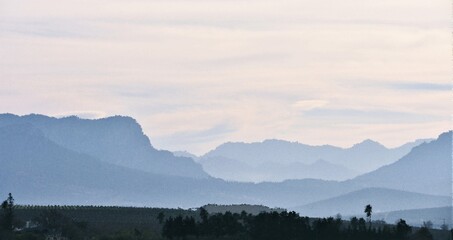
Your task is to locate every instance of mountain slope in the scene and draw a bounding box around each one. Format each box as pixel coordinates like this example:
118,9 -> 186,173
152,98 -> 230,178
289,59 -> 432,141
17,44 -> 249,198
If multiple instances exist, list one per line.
0,114 -> 208,179
293,187 -> 451,217
0,123 -> 205,206
349,131 -> 452,196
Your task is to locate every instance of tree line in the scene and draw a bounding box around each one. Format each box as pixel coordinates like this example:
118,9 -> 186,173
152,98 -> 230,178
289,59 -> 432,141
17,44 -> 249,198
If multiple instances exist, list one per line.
161,207 -> 448,240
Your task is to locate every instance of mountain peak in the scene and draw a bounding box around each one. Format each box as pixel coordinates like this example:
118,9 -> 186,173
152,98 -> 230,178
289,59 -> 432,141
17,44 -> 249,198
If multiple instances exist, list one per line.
350,130 -> 452,196
351,139 -> 387,149
437,130 -> 452,141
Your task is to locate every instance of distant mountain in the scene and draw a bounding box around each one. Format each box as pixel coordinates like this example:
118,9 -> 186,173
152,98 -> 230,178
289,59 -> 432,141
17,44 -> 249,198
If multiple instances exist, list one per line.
199,137 -> 429,182
173,151 -> 199,160
349,131 -> 452,196
0,120 -> 363,208
1,113 -> 450,219
0,114 -> 208,179
293,187 -> 451,218
199,157 -> 359,182
0,123 -> 233,206
199,156 -> 256,181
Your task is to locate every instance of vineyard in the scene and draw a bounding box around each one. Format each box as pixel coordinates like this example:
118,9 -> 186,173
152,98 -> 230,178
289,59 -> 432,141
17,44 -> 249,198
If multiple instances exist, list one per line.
14,205 -> 198,236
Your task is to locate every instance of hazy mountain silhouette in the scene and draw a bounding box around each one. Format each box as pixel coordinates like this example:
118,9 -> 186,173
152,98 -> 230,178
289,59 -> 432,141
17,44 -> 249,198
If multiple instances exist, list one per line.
349,131 -> 452,196
173,151 -> 199,160
0,113 -> 450,217
0,114 -> 208,179
199,137 -> 429,182
0,123 -> 216,206
293,187 -> 451,217
0,120 -> 361,208
199,157 -> 359,182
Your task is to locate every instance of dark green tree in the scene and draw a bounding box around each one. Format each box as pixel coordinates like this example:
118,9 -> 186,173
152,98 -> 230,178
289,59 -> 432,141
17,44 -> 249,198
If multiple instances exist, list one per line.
199,207 -> 208,223
1,193 -> 14,231
34,209 -> 85,239
157,212 -> 165,224
414,227 -> 433,240
396,219 -> 411,239
162,215 -> 198,239
440,223 -> 449,231
422,220 -> 433,229
357,218 -> 367,232
350,217 -> 359,232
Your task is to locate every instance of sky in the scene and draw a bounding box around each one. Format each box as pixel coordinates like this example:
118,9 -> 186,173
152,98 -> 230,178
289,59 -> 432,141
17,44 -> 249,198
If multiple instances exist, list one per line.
0,0 -> 451,155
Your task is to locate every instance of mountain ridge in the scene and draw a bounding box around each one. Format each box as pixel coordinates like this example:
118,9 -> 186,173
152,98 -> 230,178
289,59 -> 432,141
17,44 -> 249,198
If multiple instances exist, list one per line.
348,131 -> 452,196
198,136 -> 431,182
0,113 -> 209,179
0,113 -> 450,218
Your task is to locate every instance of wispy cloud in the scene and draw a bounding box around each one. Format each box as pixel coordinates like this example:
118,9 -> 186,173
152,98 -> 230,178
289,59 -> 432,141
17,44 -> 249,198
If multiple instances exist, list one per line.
386,82 -> 451,91
293,100 -> 328,111
165,123 -> 236,143
53,111 -> 108,119
0,19 -> 99,39
0,0 -> 450,154
155,123 -> 237,153
303,108 -> 444,124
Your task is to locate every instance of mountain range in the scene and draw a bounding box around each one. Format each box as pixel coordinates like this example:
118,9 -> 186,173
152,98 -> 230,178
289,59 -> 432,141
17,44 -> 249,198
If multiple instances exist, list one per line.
196,137 -> 430,182
0,113 -> 451,221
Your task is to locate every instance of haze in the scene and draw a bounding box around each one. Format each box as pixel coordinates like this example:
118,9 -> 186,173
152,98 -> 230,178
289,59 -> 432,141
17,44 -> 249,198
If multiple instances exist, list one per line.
0,0 -> 450,154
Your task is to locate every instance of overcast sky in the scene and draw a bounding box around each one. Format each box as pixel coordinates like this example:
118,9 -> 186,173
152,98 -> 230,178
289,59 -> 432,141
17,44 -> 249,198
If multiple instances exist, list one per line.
0,0 -> 451,155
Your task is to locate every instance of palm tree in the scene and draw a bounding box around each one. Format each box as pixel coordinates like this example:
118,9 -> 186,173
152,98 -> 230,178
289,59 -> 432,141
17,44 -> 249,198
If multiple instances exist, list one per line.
364,204 -> 372,229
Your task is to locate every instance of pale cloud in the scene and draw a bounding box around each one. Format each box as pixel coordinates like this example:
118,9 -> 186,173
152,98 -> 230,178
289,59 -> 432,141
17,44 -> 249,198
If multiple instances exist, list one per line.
156,123 -> 236,152
386,82 -> 451,91
53,111 -> 108,119
293,100 -> 329,111
0,0 -> 450,154
303,108 -> 445,124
